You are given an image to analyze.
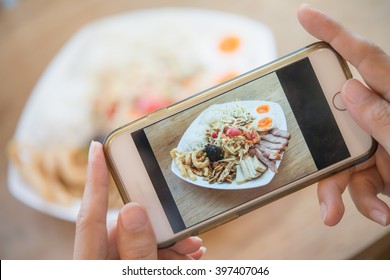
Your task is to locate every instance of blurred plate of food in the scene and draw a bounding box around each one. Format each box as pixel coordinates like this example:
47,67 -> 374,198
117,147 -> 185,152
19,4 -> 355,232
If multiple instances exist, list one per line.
170,101 -> 290,190
7,8 -> 276,221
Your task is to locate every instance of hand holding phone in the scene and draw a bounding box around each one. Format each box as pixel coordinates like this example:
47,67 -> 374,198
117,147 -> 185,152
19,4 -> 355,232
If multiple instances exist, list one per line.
298,4 -> 390,227
74,141 -> 205,259
104,40 -> 376,247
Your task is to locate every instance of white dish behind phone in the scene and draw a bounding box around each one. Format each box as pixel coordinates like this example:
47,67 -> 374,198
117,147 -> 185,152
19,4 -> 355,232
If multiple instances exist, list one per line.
104,43 -> 375,247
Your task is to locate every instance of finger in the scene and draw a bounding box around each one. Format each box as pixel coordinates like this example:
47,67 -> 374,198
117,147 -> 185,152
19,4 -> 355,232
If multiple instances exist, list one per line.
168,236 -> 203,255
157,246 -> 206,260
341,79 -> 390,154
74,141 -> 109,259
349,167 -> 390,226
317,171 -> 350,226
117,202 -> 158,260
107,219 -> 119,260
188,247 -> 207,260
158,250 -> 194,260
156,237 -> 204,260
376,146 -> 390,197
297,4 -> 390,97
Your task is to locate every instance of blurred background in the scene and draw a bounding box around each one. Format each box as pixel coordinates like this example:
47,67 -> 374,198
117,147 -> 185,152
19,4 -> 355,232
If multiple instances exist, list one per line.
1,0 -> 390,259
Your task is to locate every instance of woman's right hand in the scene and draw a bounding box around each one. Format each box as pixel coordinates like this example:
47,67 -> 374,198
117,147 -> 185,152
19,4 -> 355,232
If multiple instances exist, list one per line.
298,4 -> 390,226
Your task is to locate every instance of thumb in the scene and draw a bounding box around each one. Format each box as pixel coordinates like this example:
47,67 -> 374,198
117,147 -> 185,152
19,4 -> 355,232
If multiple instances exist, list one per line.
117,202 -> 158,260
341,79 -> 390,153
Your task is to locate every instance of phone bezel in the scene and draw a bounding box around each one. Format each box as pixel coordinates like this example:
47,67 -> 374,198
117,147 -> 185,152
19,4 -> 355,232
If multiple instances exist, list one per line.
104,42 -> 377,247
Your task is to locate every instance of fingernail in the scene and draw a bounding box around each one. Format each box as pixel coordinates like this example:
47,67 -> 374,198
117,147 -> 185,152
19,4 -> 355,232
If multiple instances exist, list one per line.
300,3 -> 312,9
343,81 -> 372,104
191,236 -> 203,243
369,210 -> 388,226
320,202 -> 328,223
199,246 -> 207,255
88,140 -> 98,161
121,203 -> 148,231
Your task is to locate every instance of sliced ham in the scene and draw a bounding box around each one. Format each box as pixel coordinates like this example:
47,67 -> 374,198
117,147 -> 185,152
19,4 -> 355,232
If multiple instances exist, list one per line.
247,128 -> 291,174
257,146 -> 282,160
259,140 -> 285,151
261,134 -> 289,146
250,147 -> 278,173
270,128 -> 291,139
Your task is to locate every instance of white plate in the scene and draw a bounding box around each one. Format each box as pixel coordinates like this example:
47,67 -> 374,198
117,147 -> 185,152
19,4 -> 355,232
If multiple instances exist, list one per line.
171,101 -> 287,190
8,164 -> 119,222
8,8 -> 276,221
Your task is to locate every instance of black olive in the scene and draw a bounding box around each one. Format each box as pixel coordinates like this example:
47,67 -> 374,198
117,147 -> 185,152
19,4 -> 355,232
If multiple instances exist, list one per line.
204,145 -> 224,162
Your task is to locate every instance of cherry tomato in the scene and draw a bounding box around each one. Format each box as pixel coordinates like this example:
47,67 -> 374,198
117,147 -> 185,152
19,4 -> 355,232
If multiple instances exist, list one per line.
226,127 -> 241,137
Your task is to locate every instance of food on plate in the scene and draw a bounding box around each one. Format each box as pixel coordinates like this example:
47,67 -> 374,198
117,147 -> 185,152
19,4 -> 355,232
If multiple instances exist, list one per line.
236,155 -> 267,184
256,104 -> 270,114
170,101 -> 291,186
216,71 -> 239,84
248,128 -> 291,174
254,115 -> 274,131
219,35 -> 241,53
8,140 -> 122,207
204,145 -> 224,162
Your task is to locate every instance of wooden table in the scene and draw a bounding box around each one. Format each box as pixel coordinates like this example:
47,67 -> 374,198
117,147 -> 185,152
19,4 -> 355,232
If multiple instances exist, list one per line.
1,0 -> 390,259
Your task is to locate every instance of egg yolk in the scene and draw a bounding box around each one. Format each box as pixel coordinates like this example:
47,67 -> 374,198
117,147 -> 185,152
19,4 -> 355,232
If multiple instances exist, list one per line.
256,104 -> 270,114
257,117 -> 273,131
219,35 -> 240,52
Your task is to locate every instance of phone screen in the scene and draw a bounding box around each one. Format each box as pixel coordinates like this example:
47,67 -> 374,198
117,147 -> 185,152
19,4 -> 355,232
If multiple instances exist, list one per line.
130,57 -> 350,233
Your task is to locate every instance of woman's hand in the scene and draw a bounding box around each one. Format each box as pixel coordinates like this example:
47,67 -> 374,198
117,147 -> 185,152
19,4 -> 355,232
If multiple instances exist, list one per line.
298,4 -> 390,226
73,141 -> 206,259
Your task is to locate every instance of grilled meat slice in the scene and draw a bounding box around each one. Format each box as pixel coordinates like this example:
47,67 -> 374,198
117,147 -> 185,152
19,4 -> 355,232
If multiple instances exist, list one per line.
270,128 -> 291,139
249,147 -> 278,173
259,140 -> 285,151
261,134 -> 289,146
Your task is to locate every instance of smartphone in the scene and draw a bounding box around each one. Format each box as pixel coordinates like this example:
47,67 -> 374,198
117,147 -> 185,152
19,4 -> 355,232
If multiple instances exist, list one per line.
104,42 -> 376,247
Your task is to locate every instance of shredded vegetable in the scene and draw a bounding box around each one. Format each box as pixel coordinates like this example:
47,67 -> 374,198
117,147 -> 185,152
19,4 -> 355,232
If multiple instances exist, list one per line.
172,101 -> 261,184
